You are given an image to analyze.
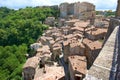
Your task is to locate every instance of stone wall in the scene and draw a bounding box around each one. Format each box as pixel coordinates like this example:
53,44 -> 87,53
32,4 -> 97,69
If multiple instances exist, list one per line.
84,46 -> 101,69
68,3 -> 74,15
74,2 -> 81,18
23,67 -> 35,80
60,3 -> 69,18
86,26 -> 119,80
68,61 -> 75,80
63,41 -> 70,62
60,2 -> 95,19
75,2 -> 95,19
114,26 -> 120,80
103,18 -> 120,45
45,17 -> 55,26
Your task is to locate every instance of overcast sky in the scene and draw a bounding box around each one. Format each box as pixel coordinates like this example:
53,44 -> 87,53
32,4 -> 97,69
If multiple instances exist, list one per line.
0,0 -> 117,10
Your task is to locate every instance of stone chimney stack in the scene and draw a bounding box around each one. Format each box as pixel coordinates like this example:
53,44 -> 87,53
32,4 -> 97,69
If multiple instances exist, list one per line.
116,0 -> 120,17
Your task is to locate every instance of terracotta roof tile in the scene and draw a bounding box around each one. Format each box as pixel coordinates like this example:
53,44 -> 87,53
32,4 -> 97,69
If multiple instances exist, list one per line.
68,55 -> 87,75
86,27 -> 107,36
83,38 -> 102,50
34,66 -> 65,80
74,21 -> 89,28
23,56 -> 40,68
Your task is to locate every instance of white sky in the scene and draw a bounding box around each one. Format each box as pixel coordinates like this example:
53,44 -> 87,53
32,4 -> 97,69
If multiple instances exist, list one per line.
0,0 -> 118,10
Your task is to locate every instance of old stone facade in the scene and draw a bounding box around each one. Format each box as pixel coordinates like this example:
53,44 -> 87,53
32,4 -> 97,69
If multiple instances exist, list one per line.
74,2 -> 81,19
68,55 -> 87,80
85,26 -> 107,40
60,2 -> 95,20
60,3 -> 69,18
23,57 -> 40,80
83,39 -> 102,68
45,17 -> 55,26
34,66 -> 65,80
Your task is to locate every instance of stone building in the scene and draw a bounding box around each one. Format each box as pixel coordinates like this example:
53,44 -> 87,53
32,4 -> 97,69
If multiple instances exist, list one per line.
36,45 -> 52,65
74,2 -> 95,20
71,26 -> 84,34
63,38 -> 85,63
59,2 -> 95,19
85,26 -> 107,40
23,9 -> 109,79
65,19 -> 79,26
40,36 -> 54,46
84,26 -> 120,80
69,41 -> 85,56
83,38 -> 102,69
68,3 -> 75,15
34,66 -> 65,80
63,40 -> 70,62
23,57 -> 40,80
58,19 -> 66,27
51,43 -> 62,61
40,36 -> 48,45
60,3 -> 69,18
68,55 -> 87,80
30,42 -> 42,50
51,32 -> 62,40
74,21 -> 89,27
45,17 -> 55,26
36,45 -> 51,57
74,2 -> 81,18
44,30 -> 52,37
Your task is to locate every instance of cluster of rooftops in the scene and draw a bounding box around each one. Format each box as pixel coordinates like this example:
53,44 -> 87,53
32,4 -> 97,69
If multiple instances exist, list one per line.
22,18 -> 108,80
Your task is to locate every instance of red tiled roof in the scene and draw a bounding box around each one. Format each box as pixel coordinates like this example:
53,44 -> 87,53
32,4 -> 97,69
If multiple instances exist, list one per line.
68,55 -> 87,74
23,56 -> 40,68
86,27 -> 107,36
34,66 -> 65,80
83,38 -> 102,50
74,21 -> 89,28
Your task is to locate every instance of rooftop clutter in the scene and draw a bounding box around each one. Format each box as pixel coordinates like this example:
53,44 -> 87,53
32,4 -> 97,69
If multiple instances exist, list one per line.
23,2 -> 109,80
23,18 -> 108,80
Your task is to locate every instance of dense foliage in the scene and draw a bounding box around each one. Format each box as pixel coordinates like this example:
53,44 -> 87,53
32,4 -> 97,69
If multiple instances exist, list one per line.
0,6 -> 59,80
96,10 -> 115,17
0,7 -> 59,46
105,11 -> 115,17
0,44 -> 27,80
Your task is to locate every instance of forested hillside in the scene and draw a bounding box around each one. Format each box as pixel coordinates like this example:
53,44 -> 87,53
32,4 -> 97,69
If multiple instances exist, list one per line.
0,7 -> 59,80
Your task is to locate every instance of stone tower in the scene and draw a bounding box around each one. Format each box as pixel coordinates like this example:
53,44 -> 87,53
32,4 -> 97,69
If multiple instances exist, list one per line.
60,3 -> 69,18
116,0 -> 120,17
